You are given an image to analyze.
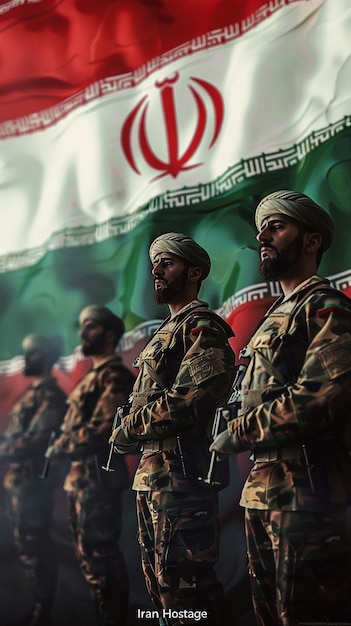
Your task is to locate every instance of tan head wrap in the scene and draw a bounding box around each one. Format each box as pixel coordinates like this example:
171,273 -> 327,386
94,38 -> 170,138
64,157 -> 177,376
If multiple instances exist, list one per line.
255,190 -> 334,251
149,232 -> 211,279
79,305 -> 125,337
22,334 -> 63,364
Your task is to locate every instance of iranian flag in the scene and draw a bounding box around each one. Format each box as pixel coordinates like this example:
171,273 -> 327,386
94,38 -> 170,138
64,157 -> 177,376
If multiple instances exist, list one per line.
0,0 -> 350,617
0,0 -> 350,407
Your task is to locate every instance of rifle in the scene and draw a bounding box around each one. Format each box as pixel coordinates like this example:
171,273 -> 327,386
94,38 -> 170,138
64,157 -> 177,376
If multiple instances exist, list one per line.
226,364 -> 247,420
197,404 -> 224,488
198,364 -> 247,487
102,408 -> 121,472
39,430 -> 56,479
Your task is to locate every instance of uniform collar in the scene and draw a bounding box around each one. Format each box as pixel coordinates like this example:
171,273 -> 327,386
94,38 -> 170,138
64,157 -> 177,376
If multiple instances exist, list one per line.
91,353 -> 122,371
167,299 -> 208,323
29,376 -> 56,388
281,274 -> 330,303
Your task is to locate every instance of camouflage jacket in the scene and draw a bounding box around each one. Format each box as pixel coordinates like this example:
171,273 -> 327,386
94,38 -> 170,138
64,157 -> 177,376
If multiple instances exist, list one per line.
0,376 -> 67,488
52,355 -> 135,491
227,275 -> 351,511
121,299 -> 235,492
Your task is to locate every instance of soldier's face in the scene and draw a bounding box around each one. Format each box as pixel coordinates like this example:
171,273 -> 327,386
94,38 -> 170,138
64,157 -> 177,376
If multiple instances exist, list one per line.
80,320 -> 107,356
152,253 -> 189,305
257,214 -> 305,280
23,349 -> 46,376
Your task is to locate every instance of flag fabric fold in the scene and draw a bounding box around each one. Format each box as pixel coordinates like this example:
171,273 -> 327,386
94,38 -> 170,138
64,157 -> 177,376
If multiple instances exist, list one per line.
0,0 -> 350,371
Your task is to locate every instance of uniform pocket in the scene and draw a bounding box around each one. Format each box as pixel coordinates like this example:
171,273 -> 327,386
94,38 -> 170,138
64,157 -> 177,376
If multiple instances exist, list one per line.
160,499 -> 219,573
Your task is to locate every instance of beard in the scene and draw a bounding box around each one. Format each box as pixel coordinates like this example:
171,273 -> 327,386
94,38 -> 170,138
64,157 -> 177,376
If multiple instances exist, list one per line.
154,267 -> 188,305
24,357 -> 45,377
260,230 -> 305,280
81,329 -> 107,356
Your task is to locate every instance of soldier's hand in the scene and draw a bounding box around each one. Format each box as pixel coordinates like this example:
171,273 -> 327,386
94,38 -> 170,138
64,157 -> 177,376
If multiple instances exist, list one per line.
109,425 -> 140,455
45,444 -> 56,459
210,429 -> 236,455
45,444 -> 65,462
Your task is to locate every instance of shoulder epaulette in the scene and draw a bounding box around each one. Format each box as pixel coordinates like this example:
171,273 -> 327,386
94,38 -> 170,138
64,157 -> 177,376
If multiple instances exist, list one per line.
317,305 -> 351,318
191,318 -> 222,336
291,285 -> 351,322
315,291 -> 351,318
189,309 -> 234,338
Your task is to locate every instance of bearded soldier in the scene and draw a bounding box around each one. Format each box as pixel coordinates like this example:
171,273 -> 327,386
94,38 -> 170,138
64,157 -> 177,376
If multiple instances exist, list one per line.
0,334 -> 67,626
45,306 -> 135,626
211,190 -> 351,625
110,233 -> 235,626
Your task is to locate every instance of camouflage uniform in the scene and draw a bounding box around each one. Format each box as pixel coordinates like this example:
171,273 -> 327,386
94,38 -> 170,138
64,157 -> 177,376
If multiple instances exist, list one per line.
51,355 -> 135,626
119,299 -> 235,625
0,377 -> 67,623
226,275 -> 351,625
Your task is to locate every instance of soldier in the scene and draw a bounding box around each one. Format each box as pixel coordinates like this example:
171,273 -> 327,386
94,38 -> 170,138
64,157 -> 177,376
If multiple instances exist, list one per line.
45,306 -> 135,626
211,190 -> 351,625
0,334 -> 67,626
109,233 -> 236,626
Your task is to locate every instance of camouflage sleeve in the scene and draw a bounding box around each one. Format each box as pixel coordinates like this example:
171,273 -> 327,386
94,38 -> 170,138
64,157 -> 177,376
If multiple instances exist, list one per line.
54,367 -> 133,457
0,431 -> 14,458
0,386 -> 67,460
0,391 -> 32,453
122,318 -> 235,440
80,368 -> 132,441
228,295 -> 351,450
0,412 -> 20,457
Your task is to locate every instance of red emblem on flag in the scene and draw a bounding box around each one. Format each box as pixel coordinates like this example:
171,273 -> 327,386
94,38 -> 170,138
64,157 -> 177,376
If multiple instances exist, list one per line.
121,72 -> 224,179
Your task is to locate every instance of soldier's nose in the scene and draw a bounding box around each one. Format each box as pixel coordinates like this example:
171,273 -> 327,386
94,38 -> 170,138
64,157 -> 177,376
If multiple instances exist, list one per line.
152,265 -> 163,277
256,228 -> 271,242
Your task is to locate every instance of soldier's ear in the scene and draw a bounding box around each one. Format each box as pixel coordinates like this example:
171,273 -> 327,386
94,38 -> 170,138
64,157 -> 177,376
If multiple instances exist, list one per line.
106,329 -> 117,345
305,232 -> 322,254
189,267 -> 202,283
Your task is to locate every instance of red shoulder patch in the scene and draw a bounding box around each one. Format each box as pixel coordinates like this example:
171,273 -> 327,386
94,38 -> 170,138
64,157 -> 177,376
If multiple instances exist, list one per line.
317,306 -> 351,318
191,325 -> 220,336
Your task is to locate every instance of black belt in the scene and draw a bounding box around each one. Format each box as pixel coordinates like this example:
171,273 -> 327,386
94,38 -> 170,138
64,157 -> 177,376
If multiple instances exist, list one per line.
251,444 -> 304,462
141,437 -> 178,454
